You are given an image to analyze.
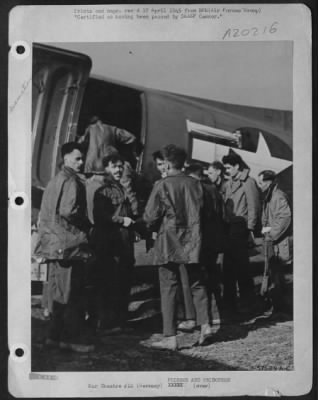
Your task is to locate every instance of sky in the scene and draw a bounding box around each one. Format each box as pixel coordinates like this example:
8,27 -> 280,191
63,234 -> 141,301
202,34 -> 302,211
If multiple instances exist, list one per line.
49,41 -> 293,111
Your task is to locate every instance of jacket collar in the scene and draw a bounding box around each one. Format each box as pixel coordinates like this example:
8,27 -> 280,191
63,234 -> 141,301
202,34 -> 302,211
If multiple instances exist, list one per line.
238,168 -> 250,182
166,170 -> 184,178
62,165 -> 78,178
215,176 -> 223,188
264,183 -> 277,203
228,168 -> 250,193
103,173 -> 122,187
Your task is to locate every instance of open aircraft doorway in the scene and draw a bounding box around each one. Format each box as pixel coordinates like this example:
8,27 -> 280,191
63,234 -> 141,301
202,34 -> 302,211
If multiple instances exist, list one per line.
77,77 -> 143,169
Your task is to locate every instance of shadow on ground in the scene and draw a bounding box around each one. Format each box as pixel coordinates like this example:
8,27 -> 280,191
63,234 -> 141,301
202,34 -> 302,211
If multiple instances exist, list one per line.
31,314 -> 240,371
31,304 -> 293,372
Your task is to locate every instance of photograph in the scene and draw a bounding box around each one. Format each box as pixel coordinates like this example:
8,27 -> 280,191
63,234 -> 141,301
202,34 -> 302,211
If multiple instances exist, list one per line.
30,40 -> 294,372
7,4 -> 312,397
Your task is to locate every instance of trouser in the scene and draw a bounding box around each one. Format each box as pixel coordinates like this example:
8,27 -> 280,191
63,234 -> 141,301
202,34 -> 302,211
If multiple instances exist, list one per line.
95,253 -> 133,329
159,263 -> 209,336
223,225 -> 254,310
47,261 -> 88,343
176,264 -> 196,321
204,252 -> 224,321
115,259 -> 134,327
41,264 -> 54,313
268,254 -> 288,312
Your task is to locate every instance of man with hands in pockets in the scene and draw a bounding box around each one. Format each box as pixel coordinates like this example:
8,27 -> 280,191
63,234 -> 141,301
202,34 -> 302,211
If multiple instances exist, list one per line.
258,170 -> 292,314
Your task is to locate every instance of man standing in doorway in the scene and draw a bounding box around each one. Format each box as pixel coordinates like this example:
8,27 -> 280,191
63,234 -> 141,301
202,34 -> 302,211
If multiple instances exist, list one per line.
79,117 -> 139,217
143,145 -> 212,350
78,116 -> 136,173
221,152 -> 261,315
36,142 -> 94,352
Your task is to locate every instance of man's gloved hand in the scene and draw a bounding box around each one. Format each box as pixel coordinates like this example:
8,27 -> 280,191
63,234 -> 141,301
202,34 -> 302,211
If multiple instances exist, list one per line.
123,217 -> 134,227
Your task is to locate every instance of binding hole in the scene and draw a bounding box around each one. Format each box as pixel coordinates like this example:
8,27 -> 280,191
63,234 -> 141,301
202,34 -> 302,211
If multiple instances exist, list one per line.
15,196 -> 24,206
16,45 -> 25,55
15,348 -> 24,357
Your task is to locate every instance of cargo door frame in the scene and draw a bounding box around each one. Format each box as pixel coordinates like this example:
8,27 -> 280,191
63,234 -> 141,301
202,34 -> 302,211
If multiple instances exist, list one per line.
32,44 -> 92,190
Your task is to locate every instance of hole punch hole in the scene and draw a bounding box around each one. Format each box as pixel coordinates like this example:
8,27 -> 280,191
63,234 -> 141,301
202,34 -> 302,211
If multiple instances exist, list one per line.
16,45 -> 25,55
15,348 -> 24,358
15,196 -> 24,206
10,192 -> 28,209
10,344 -> 28,362
11,41 -> 30,59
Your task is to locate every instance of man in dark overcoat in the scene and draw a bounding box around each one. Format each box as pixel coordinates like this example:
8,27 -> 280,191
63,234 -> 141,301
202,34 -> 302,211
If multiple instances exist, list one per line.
36,142 -> 94,352
92,153 -> 135,333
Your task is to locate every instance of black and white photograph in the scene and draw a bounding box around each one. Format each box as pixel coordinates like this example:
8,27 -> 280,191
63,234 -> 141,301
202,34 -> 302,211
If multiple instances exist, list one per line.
30,39 -> 294,369
8,4 -> 312,397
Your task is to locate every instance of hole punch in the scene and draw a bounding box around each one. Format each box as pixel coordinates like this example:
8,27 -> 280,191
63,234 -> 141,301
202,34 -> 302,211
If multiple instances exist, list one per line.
15,348 -> 24,357
16,45 -> 25,55
14,196 -> 24,206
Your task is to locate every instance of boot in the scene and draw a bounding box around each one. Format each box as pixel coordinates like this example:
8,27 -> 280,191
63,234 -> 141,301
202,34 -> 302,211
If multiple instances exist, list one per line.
177,319 -> 196,332
59,342 -> 95,353
151,336 -> 178,351
199,323 -> 213,345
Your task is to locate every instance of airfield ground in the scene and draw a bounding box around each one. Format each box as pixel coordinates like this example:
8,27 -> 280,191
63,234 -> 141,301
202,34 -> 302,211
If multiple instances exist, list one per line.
31,239 -> 293,372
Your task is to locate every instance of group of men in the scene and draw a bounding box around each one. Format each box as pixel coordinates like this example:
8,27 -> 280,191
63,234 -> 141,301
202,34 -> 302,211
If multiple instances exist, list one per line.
34,118 -> 292,353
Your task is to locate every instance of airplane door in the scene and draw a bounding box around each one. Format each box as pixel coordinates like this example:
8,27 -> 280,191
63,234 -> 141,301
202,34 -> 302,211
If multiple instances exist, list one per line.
32,44 -> 92,190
